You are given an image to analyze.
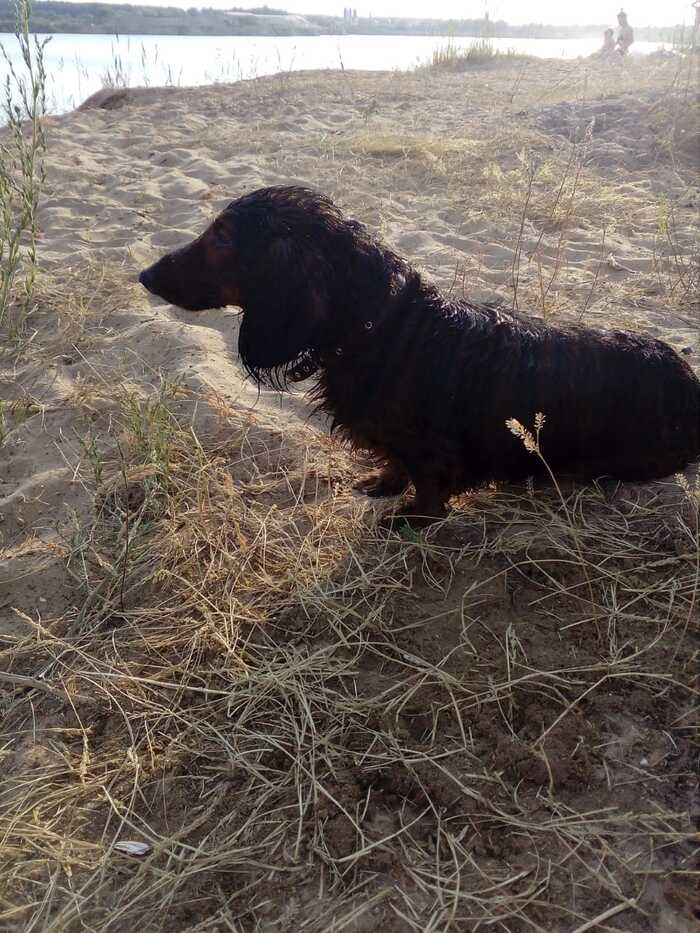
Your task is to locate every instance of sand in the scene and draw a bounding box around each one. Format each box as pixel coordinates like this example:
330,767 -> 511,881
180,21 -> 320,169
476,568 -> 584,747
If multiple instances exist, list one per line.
1,54 -> 698,931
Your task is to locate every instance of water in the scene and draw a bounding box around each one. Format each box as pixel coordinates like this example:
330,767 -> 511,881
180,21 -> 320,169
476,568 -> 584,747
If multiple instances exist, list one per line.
0,32 -> 669,116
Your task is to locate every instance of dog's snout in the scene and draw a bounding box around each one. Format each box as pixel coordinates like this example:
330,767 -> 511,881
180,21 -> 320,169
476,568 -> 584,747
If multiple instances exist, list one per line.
139,266 -> 155,290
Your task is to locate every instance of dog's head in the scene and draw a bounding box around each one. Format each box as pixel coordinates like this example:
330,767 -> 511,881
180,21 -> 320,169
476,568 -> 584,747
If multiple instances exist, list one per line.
139,186 -> 403,387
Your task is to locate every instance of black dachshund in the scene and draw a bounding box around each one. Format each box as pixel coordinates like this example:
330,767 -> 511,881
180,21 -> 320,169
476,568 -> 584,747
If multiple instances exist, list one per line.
140,186 -> 700,520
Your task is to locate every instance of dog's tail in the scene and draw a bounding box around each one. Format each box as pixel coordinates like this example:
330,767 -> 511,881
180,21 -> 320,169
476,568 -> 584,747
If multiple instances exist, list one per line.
690,378 -> 700,461
683,358 -> 700,460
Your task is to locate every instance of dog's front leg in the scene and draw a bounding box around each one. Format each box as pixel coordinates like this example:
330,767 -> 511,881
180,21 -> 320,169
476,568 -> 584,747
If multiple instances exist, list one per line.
383,474 -> 449,528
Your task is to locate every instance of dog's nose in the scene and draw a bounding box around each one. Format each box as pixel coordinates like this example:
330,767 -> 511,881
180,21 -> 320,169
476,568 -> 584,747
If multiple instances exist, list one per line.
139,267 -> 154,290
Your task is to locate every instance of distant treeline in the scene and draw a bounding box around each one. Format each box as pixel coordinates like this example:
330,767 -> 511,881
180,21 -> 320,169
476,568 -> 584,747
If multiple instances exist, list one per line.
0,2 -> 684,40
308,16 -> 681,42
0,2 -> 322,35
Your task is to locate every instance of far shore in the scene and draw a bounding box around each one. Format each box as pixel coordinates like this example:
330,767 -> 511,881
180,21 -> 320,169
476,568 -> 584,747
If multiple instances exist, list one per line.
0,0 -> 686,40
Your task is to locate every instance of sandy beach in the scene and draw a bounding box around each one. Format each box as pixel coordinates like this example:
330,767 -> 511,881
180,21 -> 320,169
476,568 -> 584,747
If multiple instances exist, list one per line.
1,53 -> 698,930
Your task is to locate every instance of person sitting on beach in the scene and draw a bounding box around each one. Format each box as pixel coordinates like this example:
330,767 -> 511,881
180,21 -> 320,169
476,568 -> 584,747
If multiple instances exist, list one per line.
593,28 -> 617,58
616,9 -> 634,55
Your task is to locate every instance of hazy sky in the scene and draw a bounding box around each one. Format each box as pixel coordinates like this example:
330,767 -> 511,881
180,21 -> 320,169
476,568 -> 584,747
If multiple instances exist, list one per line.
113,1 -> 697,27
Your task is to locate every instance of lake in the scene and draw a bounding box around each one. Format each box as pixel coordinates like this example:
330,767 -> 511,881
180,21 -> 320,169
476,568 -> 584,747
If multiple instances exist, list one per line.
0,32 -> 669,116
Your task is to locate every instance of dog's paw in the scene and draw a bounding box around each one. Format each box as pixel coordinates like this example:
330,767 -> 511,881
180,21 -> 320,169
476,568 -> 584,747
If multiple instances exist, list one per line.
354,466 -> 409,498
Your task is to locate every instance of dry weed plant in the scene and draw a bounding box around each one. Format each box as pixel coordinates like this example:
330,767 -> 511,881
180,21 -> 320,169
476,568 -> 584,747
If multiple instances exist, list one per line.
651,200 -> 700,315
0,0 -> 48,340
29,260 -> 134,350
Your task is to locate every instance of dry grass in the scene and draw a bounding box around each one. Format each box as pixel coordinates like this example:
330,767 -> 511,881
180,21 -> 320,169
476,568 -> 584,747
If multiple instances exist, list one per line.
1,58 -> 699,931
336,116 -> 698,323
1,371 -> 698,931
426,39 -> 530,72
315,57 -> 699,325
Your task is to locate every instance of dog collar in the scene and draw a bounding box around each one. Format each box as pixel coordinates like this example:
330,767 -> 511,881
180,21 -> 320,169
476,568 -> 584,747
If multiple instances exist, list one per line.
326,275 -> 407,361
333,319 -> 374,357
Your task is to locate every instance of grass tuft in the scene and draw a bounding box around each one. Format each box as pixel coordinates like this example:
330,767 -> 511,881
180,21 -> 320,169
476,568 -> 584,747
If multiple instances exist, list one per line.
427,38 -> 528,71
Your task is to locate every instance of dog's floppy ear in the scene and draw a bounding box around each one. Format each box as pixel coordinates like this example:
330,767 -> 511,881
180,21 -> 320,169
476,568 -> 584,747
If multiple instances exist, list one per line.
239,236 -> 332,375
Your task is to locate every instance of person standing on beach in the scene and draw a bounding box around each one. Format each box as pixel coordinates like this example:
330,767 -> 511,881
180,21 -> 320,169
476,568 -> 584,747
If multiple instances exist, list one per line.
615,9 -> 634,55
